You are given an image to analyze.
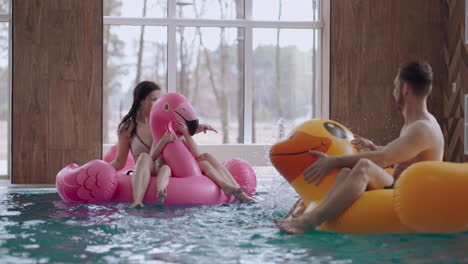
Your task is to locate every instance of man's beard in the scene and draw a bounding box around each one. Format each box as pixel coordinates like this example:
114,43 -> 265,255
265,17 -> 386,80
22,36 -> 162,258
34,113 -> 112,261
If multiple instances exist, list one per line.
396,89 -> 404,111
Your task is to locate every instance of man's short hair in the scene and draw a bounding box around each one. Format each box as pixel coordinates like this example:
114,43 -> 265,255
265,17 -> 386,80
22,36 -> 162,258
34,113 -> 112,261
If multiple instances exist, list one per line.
398,61 -> 433,97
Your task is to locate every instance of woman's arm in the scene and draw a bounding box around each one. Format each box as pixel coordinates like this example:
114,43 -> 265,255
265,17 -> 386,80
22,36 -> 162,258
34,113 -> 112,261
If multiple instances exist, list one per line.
196,124 -> 218,134
109,130 -> 131,171
150,131 -> 176,160
176,122 -> 200,158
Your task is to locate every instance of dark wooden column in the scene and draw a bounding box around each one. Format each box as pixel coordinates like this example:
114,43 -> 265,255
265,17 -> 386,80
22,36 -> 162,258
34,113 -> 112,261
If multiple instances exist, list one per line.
12,0 -> 102,184
443,0 -> 468,162
330,0 -> 446,147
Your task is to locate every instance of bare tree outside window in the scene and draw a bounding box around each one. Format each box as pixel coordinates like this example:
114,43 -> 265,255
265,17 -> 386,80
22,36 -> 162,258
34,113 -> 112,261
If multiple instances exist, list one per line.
253,28 -> 317,144
135,0 -> 148,86
177,0 -> 241,20
104,0 -> 166,17
176,1 -> 243,144
0,0 -> 8,14
104,0 -> 322,146
275,0 -> 285,140
0,23 -> 8,172
253,0 -> 317,21
103,0 -> 125,144
103,0 -> 168,144
177,26 -> 242,144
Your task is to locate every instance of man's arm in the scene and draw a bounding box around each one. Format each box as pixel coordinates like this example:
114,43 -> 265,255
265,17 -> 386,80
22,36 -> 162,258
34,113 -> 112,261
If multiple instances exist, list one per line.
336,121 -> 431,168
304,121 -> 432,184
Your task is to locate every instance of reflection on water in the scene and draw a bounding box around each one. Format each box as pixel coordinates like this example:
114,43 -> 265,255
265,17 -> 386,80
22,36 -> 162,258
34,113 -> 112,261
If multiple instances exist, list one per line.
0,185 -> 467,263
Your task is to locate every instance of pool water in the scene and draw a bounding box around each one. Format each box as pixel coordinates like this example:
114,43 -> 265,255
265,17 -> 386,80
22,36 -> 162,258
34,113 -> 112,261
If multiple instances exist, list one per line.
0,182 -> 467,264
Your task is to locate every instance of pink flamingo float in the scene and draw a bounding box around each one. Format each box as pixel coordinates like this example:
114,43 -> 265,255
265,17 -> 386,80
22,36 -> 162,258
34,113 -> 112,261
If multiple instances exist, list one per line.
56,93 -> 257,205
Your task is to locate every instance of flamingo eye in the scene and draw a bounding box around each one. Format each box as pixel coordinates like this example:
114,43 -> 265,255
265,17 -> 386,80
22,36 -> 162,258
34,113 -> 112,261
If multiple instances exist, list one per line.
323,122 -> 347,139
164,104 -> 169,111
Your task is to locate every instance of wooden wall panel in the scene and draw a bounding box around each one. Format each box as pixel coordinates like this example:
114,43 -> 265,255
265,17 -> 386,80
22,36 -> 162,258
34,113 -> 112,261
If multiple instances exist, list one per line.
443,0 -> 468,162
12,0 -> 102,184
330,0 -> 446,147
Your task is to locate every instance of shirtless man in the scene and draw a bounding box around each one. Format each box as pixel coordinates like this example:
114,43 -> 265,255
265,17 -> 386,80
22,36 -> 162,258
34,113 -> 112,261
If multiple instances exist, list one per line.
275,61 -> 444,234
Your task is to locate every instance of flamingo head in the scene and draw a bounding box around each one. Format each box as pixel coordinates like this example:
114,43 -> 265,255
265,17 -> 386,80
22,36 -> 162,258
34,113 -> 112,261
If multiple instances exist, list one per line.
150,92 -> 199,139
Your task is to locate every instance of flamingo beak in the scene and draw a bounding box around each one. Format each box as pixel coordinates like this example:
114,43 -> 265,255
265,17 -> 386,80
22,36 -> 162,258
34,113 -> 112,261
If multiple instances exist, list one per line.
174,102 -> 199,136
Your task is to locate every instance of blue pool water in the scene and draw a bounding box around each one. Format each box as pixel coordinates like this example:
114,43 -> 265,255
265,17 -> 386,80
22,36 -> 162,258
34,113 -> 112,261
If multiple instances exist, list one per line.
0,183 -> 467,264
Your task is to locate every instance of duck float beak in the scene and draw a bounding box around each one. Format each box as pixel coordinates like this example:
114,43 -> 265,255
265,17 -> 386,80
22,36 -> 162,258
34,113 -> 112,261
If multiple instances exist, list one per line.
270,131 -> 332,183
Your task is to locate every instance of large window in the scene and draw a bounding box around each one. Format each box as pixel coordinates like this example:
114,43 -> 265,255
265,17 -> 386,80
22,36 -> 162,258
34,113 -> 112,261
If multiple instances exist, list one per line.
0,0 -> 10,176
104,0 -> 326,146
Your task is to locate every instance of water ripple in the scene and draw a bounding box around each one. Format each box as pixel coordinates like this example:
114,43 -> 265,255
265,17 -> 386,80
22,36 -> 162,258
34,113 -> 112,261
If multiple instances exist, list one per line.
0,188 -> 465,263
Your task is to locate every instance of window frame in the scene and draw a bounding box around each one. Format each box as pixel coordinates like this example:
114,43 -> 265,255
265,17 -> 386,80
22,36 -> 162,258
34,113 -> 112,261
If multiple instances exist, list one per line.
103,0 -> 330,156
0,2 -> 11,178
466,0 -> 468,44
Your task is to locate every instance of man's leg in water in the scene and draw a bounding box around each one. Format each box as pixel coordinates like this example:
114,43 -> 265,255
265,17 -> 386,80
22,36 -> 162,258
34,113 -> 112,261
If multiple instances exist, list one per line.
275,158 -> 393,234
282,169 -> 353,220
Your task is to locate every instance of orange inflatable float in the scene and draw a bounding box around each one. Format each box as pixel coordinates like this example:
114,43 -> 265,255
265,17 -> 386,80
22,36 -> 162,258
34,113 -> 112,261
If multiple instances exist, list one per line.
270,120 -> 468,234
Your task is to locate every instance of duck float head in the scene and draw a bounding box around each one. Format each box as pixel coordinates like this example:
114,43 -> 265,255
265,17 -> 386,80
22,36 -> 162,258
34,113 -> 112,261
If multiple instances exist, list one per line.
270,120 -> 357,204
150,92 -> 199,141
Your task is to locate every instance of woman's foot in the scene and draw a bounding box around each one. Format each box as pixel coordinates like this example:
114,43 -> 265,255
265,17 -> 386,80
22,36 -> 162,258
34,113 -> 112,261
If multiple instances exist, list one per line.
234,192 -> 256,203
224,186 -> 245,196
156,188 -> 167,204
274,214 -> 318,234
131,202 -> 144,208
282,200 -> 306,220
225,186 -> 256,203
155,168 -> 170,204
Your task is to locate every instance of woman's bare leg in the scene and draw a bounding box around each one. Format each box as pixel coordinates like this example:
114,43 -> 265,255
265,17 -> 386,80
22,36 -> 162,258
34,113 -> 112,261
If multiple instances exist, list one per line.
200,153 -> 239,186
155,165 -> 171,203
198,160 -> 237,193
199,153 -> 255,202
131,153 -> 153,208
283,168 -> 353,220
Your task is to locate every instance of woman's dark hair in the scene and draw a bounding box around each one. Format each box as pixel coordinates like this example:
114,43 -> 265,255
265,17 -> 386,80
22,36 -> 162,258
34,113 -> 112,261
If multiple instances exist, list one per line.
118,81 -> 161,138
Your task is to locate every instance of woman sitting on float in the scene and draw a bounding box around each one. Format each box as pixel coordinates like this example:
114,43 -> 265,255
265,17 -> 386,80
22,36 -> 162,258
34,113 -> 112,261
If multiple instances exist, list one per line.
56,81 -> 256,206
109,81 -> 255,207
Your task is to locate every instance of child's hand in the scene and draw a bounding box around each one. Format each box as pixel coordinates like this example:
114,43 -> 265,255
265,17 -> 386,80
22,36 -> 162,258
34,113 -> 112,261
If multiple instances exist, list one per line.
198,124 -> 218,134
176,122 -> 190,136
196,153 -> 209,161
161,131 -> 177,145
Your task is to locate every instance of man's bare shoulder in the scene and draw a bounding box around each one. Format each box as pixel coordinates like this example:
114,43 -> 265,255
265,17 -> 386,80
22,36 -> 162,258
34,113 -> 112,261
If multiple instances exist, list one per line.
403,118 -> 440,136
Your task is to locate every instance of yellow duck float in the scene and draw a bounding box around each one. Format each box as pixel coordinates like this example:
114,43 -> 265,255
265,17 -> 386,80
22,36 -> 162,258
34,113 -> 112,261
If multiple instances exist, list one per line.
270,120 -> 468,234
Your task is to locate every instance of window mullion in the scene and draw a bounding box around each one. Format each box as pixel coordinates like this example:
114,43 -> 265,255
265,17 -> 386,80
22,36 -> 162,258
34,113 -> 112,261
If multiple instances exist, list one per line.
243,0 -> 253,144
320,0 -> 330,119
168,0 -> 176,18
167,1 -> 177,93
167,24 -> 177,93
103,17 -> 321,29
